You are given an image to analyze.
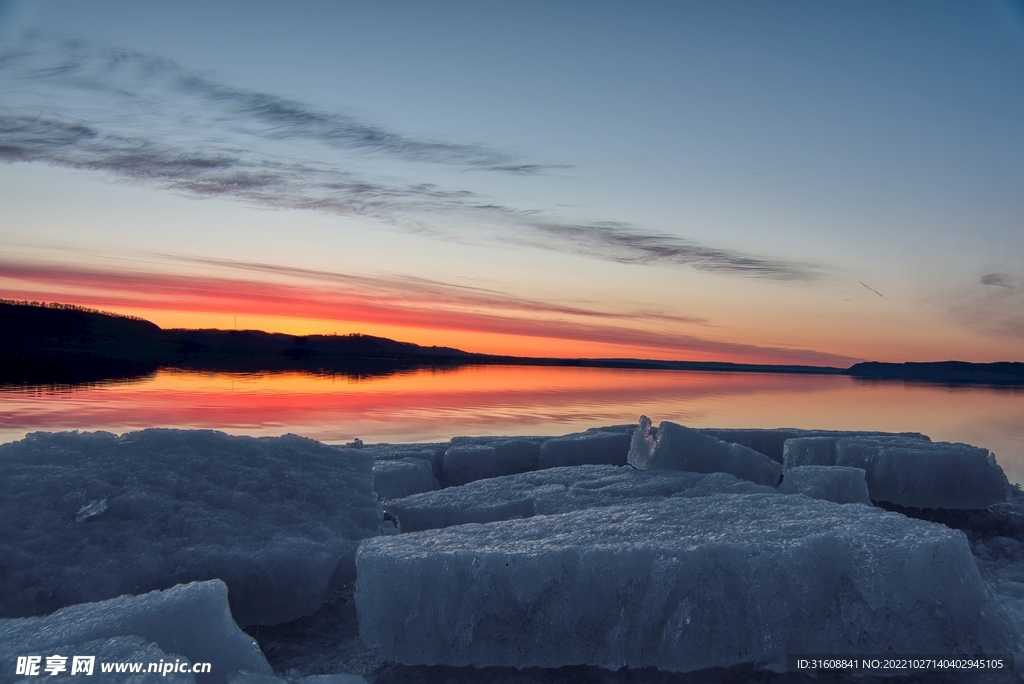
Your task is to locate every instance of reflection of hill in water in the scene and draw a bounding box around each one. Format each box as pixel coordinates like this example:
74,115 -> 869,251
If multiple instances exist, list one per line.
0,373 -> 159,396
0,365 -> 468,395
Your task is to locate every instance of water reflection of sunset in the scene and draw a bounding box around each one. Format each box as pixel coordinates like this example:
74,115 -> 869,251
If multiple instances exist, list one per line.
2,366 -> 1021,484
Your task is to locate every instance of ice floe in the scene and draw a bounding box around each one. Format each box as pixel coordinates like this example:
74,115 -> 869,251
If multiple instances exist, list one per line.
385,465 -> 774,533
357,493 -> 1009,671
628,417 -> 782,485
0,429 -> 381,626
782,434 -> 1010,509
372,458 -> 438,501
0,580 -> 270,684
778,465 -> 871,505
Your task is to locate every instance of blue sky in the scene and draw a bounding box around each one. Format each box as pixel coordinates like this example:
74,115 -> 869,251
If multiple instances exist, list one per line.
1,1 -> 1022,363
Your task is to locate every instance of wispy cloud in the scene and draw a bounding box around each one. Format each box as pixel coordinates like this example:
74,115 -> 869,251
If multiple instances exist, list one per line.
0,35 -> 824,282
0,36 -> 541,172
947,273 -> 1024,341
0,258 -> 855,365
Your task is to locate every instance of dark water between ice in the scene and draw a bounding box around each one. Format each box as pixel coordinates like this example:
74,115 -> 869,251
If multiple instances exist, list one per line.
2,364 -> 1022,485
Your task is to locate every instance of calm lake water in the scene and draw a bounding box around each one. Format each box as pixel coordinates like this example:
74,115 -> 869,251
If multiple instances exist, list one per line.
3,365 -> 1022,486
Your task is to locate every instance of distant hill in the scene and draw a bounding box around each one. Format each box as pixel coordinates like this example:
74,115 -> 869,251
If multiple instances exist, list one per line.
2,301 -> 1020,386
0,301 -> 168,383
845,361 -> 1024,387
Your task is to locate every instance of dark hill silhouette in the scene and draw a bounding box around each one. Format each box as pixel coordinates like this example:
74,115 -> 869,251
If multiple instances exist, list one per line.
1,301 -> 168,383
0,301 -> 475,384
846,361 -> 1024,387
164,328 -> 471,373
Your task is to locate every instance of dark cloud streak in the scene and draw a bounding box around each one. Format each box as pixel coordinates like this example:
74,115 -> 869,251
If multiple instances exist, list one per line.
859,281 -> 885,297
4,37 -> 544,172
525,221 -> 818,280
980,273 -> 1014,288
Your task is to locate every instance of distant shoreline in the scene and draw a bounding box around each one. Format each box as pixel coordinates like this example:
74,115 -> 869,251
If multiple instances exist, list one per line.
2,301 -> 1022,387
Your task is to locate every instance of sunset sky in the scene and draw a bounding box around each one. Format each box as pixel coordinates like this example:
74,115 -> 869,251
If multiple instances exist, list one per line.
1,1 -> 1022,365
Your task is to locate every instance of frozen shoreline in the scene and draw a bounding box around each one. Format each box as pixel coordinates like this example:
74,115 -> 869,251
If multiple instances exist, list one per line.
2,423 -> 1022,683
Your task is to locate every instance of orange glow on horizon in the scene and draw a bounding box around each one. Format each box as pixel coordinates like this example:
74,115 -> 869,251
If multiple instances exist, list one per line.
9,255 -> 1018,365
137,309 -> 729,361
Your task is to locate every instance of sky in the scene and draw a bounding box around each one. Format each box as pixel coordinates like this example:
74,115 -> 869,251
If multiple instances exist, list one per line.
1,1 -> 1022,366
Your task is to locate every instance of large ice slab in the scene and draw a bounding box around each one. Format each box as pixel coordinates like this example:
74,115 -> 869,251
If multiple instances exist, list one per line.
442,445 -> 500,487
0,580 -> 271,684
441,439 -> 544,487
778,465 -> 871,505
783,436 -> 839,469
784,434 -> 933,470
357,443 -> 447,480
537,430 -> 632,469
491,439 -> 542,477
385,465 -> 774,533
836,438 -> 1010,509
356,494 -> 1006,671
628,417 -> 782,486
372,458 -> 439,501
785,435 -> 1010,508
885,488 -> 1024,665
438,428 -> 636,487
0,429 -> 381,626
702,428 -> 929,464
